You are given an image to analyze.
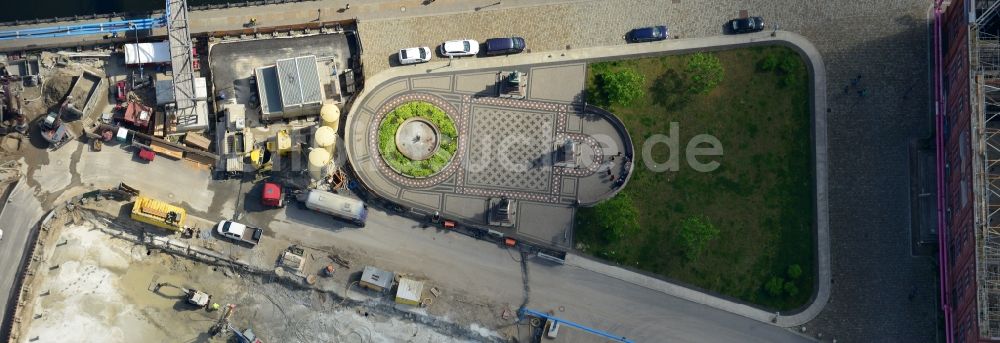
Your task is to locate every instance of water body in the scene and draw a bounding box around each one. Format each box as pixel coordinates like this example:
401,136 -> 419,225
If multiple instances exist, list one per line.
0,0 -> 245,22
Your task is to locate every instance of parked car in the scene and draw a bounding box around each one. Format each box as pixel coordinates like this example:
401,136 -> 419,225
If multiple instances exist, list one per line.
398,47 -> 431,65
727,16 -> 764,34
484,37 -> 526,56
440,39 -> 480,57
0,228 -> 4,240
626,25 -> 668,43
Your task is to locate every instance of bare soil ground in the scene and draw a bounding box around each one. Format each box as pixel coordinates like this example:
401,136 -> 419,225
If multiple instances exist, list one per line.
13,202 -> 506,343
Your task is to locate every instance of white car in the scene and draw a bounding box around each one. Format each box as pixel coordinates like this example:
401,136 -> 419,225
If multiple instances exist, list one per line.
398,47 -> 431,65
439,39 -> 480,57
0,229 -> 3,240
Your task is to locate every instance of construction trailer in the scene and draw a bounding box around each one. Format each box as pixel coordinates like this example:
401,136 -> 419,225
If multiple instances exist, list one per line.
394,277 -> 424,306
130,195 -> 187,232
359,266 -> 393,293
124,41 -> 171,65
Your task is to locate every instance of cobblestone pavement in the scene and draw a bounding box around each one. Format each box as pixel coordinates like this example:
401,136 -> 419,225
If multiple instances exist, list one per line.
360,0 -> 940,342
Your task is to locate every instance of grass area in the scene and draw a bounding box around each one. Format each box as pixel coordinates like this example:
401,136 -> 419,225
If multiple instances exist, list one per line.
575,46 -> 814,310
378,101 -> 458,178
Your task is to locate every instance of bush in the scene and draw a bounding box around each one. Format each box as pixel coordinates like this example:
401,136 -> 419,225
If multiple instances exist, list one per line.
596,68 -> 645,107
783,281 -> 799,297
377,101 -> 458,178
765,276 -> 785,297
579,192 -> 640,244
787,264 -> 802,280
756,55 -> 779,72
757,51 -> 804,88
679,216 -> 720,260
685,53 -> 724,94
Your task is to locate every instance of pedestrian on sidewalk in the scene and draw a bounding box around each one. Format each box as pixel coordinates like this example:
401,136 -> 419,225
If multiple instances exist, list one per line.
345,3 -> 351,10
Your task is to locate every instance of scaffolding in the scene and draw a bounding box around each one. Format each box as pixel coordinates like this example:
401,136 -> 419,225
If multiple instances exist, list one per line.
165,0 -> 199,130
973,0 -> 1000,337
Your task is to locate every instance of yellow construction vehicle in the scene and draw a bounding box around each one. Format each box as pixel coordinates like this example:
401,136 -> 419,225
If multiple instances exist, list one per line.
130,195 -> 187,232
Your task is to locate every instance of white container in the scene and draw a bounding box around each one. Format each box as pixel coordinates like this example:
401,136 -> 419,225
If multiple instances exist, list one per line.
320,104 -> 340,128
308,148 -> 331,180
313,126 -> 337,155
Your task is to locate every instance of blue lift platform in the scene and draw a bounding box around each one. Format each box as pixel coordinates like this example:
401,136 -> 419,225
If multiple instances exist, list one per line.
519,308 -> 634,343
0,17 -> 165,41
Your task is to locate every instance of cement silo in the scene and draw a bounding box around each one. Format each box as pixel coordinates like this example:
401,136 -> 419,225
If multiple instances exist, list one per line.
308,148 -> 331,180
320,104 -> 340,129
313,125 -> 337,156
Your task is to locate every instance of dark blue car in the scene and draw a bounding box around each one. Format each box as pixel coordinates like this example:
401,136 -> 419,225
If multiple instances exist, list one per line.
626,25 -> 668,43
728,16 -> 765,34
485,37 -> 526,56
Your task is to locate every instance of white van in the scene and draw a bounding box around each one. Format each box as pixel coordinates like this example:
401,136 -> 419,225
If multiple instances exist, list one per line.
304,190 -> 368,227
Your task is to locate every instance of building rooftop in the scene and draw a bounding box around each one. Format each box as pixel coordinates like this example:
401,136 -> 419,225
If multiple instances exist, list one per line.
360,266 -> 393,290
395,277 -> 424,304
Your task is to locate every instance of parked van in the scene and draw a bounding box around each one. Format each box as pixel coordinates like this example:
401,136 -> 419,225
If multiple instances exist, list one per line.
304,189 -> 368,227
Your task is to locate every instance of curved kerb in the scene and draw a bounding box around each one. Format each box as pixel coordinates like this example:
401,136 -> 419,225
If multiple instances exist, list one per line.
344,30 -> 829,328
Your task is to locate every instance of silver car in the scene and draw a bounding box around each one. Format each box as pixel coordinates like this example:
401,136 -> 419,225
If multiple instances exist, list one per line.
439,39 -> 480,57
398,47 -> 431,65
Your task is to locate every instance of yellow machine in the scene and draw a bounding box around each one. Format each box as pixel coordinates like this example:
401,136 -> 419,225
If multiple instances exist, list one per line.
130,195 -> 187,231
247,147 -> 272,172
266,129 -> 292,156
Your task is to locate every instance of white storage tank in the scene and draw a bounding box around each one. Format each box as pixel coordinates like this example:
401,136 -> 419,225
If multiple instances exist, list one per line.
320,104 -> 340,129
308,148 -> 331,180
313,125 -> 337,155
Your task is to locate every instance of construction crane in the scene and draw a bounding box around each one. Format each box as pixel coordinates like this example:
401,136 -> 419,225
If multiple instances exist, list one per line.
0,0 -> 198,134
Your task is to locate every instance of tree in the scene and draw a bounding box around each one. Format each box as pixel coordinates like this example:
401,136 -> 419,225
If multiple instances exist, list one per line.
679,216 -> 720,260
787,264 -> 803,280
765,276 -> 784,297
598,68 -> 645,107
580,192 -> 640,244
685,52 -> 724,94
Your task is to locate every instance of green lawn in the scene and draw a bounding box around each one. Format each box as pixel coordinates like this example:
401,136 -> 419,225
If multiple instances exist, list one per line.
575,46 -> 814,310
378,101 -> 458,178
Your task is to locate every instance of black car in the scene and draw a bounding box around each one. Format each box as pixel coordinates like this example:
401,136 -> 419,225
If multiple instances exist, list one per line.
484,37 -> 527,56
626,25 -> 668,43
727,16 -> 764,34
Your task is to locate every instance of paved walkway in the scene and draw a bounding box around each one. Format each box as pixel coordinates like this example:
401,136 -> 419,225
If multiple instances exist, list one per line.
347,73 -> 632,248
346,30 -> 831,328
0,0 -> 588,51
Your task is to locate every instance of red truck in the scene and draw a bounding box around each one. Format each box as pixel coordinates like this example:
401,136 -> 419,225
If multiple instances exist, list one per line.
261,182 -> 284,207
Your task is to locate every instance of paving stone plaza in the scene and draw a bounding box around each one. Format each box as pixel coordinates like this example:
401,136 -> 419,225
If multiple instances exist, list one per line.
347,62 -> 632,248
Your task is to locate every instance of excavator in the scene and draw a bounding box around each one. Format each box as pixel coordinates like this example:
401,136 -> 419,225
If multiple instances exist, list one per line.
39,95 -> 81,150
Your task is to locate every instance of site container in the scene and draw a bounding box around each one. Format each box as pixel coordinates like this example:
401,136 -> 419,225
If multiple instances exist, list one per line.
130,195 -> 186,231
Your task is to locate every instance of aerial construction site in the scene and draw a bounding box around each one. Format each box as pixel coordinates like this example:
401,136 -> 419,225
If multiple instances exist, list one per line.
0,1 -> 633,343
0,0 -> 899,342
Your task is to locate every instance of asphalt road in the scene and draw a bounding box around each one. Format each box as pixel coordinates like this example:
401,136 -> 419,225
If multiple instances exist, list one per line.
265,202 -> 812,343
